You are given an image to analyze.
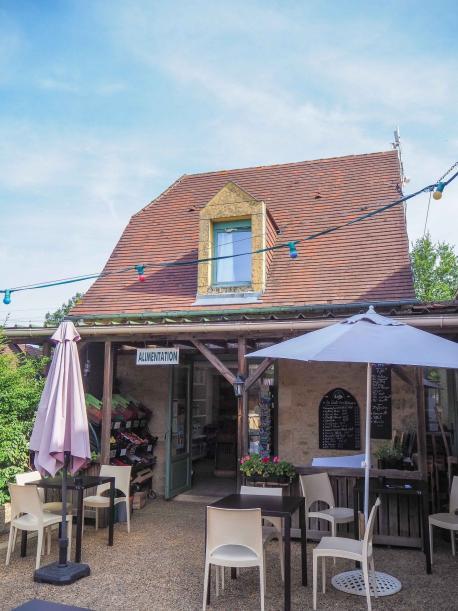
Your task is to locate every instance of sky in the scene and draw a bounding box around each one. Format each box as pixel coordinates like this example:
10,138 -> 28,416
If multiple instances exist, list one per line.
0,0 -> 457,326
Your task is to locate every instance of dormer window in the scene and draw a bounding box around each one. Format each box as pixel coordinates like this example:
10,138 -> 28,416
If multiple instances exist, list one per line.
213,220 -> 252,286
194,182 -> 278,304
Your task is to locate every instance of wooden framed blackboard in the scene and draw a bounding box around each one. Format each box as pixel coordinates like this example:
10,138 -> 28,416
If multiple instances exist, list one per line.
319,388 -> 360,450
371,364 -> 392,439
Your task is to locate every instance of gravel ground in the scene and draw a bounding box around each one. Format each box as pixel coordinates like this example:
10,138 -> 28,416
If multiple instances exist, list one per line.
1,499 -> 457,611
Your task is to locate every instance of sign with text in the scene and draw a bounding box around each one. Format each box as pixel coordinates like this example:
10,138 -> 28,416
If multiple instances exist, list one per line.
136,348 -> 180,366
371,364 -> 392,439
319,388 -> 361,451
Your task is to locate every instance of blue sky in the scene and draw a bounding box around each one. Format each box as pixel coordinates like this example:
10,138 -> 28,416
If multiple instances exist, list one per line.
1,0 -> 457,325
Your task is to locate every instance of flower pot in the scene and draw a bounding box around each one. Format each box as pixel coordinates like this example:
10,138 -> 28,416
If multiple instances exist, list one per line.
377,458 -> 404,470
245,475 -> 291,485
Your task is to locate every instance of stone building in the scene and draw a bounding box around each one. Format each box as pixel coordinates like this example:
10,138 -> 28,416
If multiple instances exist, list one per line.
6,151 -> 458,509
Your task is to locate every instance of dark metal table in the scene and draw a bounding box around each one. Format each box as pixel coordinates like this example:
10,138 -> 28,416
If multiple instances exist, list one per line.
208,494 -> 307,611
353,479 -> 432,574
25,475 -> 115,563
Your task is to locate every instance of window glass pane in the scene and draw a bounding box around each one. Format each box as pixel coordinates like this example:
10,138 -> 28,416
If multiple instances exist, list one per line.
215,224 -> 251,284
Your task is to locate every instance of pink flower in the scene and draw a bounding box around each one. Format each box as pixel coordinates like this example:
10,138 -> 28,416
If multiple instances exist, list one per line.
262,457 -> 269,463
273,456 -> 279,463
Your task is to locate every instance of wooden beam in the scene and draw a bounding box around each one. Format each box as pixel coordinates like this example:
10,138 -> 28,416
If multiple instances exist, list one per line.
415,367 -> 428,477
101,341 -> 114,465
191,339 -> 236,385
244,358 -> 274,391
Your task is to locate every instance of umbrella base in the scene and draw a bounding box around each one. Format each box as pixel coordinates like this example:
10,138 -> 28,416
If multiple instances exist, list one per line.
34,562 -> 90,585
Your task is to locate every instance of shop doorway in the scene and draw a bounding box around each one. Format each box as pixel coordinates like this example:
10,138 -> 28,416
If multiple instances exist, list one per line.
188,363 -> 238,497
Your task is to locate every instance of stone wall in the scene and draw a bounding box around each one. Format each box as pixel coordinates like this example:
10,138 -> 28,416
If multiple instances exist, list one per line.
116,353 -> 170,495
277,360 -> 417,465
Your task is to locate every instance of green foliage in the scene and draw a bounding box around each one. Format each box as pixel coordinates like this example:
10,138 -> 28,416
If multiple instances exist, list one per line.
0,332 -> 46,504
374,443 -> 403,462
410,233 -> 458,302
44,292 -> 84,327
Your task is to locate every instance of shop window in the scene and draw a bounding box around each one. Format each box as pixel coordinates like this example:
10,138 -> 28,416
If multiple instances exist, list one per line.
212,220 -> 252,286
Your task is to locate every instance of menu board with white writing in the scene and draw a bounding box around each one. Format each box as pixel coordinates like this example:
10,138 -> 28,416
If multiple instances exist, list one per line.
319,388 -> 360,450
371,364 -> 392,439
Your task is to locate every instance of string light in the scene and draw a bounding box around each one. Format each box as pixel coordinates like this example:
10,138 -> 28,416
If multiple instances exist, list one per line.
433,182 -> 445,200
288,242 -> 298,259
135,265 -> 146,282
1,165 -> 456,305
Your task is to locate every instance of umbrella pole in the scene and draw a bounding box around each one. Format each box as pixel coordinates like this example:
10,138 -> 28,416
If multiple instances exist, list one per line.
58,451 -> 70,566
364,363 -> 372,522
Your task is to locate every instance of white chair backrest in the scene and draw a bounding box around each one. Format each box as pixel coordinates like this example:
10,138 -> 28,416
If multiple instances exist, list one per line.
240,485 -> 282,497
206,507 -> 263,558
362,497 -> 381,557
15,471 -> 45,503
450,476 -> 458,513
299,473 -> 335,511
9,484 -> 44,522
97,465 -> 132,498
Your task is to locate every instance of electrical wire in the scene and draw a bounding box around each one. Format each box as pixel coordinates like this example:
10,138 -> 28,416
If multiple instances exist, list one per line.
1,168 -> 456,301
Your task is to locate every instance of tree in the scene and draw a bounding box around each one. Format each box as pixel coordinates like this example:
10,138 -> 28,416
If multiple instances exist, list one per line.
44,292 -> 84,327
410,233 -> 458,302
0,332 -> 46,504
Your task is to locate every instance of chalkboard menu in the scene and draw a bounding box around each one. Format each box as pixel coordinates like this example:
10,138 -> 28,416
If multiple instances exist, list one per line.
371,364 -> 392,439
319,388 -> 360,450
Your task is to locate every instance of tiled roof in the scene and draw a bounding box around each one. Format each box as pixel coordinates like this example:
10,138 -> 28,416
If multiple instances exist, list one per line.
72,150 -> 415,317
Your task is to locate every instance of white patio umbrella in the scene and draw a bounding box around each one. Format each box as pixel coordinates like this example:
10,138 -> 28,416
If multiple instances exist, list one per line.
247,306 -> 458,520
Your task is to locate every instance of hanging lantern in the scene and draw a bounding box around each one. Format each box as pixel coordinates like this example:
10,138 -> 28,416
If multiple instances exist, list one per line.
135,265 -> 146,282
233,374 -> 245,398
3,290 -> 11,305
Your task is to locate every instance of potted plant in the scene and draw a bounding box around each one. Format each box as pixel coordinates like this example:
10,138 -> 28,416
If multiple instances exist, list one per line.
240,454 -> 296,483
374,443 -> 404,470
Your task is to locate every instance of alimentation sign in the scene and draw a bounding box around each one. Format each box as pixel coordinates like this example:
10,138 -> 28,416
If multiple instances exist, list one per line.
136,348 -> 180,365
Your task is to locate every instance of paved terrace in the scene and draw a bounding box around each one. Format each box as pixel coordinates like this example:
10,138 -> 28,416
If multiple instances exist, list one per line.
1,499 -> 457,610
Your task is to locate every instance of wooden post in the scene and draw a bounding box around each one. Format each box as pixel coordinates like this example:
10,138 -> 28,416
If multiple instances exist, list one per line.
101,341 -> 114,465
415,367 -> 428,477
237,337 -> 248,489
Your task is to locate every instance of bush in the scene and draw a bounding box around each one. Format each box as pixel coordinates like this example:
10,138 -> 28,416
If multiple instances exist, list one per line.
0,333 -> 46,504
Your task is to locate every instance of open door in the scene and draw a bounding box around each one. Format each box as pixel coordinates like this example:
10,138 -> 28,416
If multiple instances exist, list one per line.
165,364 -> 192,499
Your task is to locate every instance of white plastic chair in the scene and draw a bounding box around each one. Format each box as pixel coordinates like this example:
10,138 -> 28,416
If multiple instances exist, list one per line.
203,507 -> 265,611
6,484 -> 72,570
240,485 -> 284,581
300,473 -> 353,537
83,465 -> 132,533
15,470 -> 72,514
312,497 -> 381,611
429,475 -> 458,563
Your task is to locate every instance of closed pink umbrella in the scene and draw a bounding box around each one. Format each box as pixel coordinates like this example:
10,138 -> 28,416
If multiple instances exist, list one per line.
29,320 -> 91,584
30,321 -> 91,475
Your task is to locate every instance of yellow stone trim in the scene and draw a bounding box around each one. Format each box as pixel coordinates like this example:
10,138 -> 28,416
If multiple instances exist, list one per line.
197,182 -> 266,295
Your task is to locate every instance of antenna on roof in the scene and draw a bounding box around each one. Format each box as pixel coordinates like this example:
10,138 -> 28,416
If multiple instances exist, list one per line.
391,126 -> 409,186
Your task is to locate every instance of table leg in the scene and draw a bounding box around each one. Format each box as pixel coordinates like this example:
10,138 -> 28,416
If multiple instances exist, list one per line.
108,480 -> 115,546
75,487 -> 84,563
421,490 -> 432,574
299,500 -> 307,586
284,514 -> 291,611
231,568 -> 237,579
353,486 -> 359,540
204,508 -> 211,606
20,531 -> 27,557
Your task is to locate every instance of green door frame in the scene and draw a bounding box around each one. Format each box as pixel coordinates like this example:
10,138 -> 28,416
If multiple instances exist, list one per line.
165,363 -> 192,499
